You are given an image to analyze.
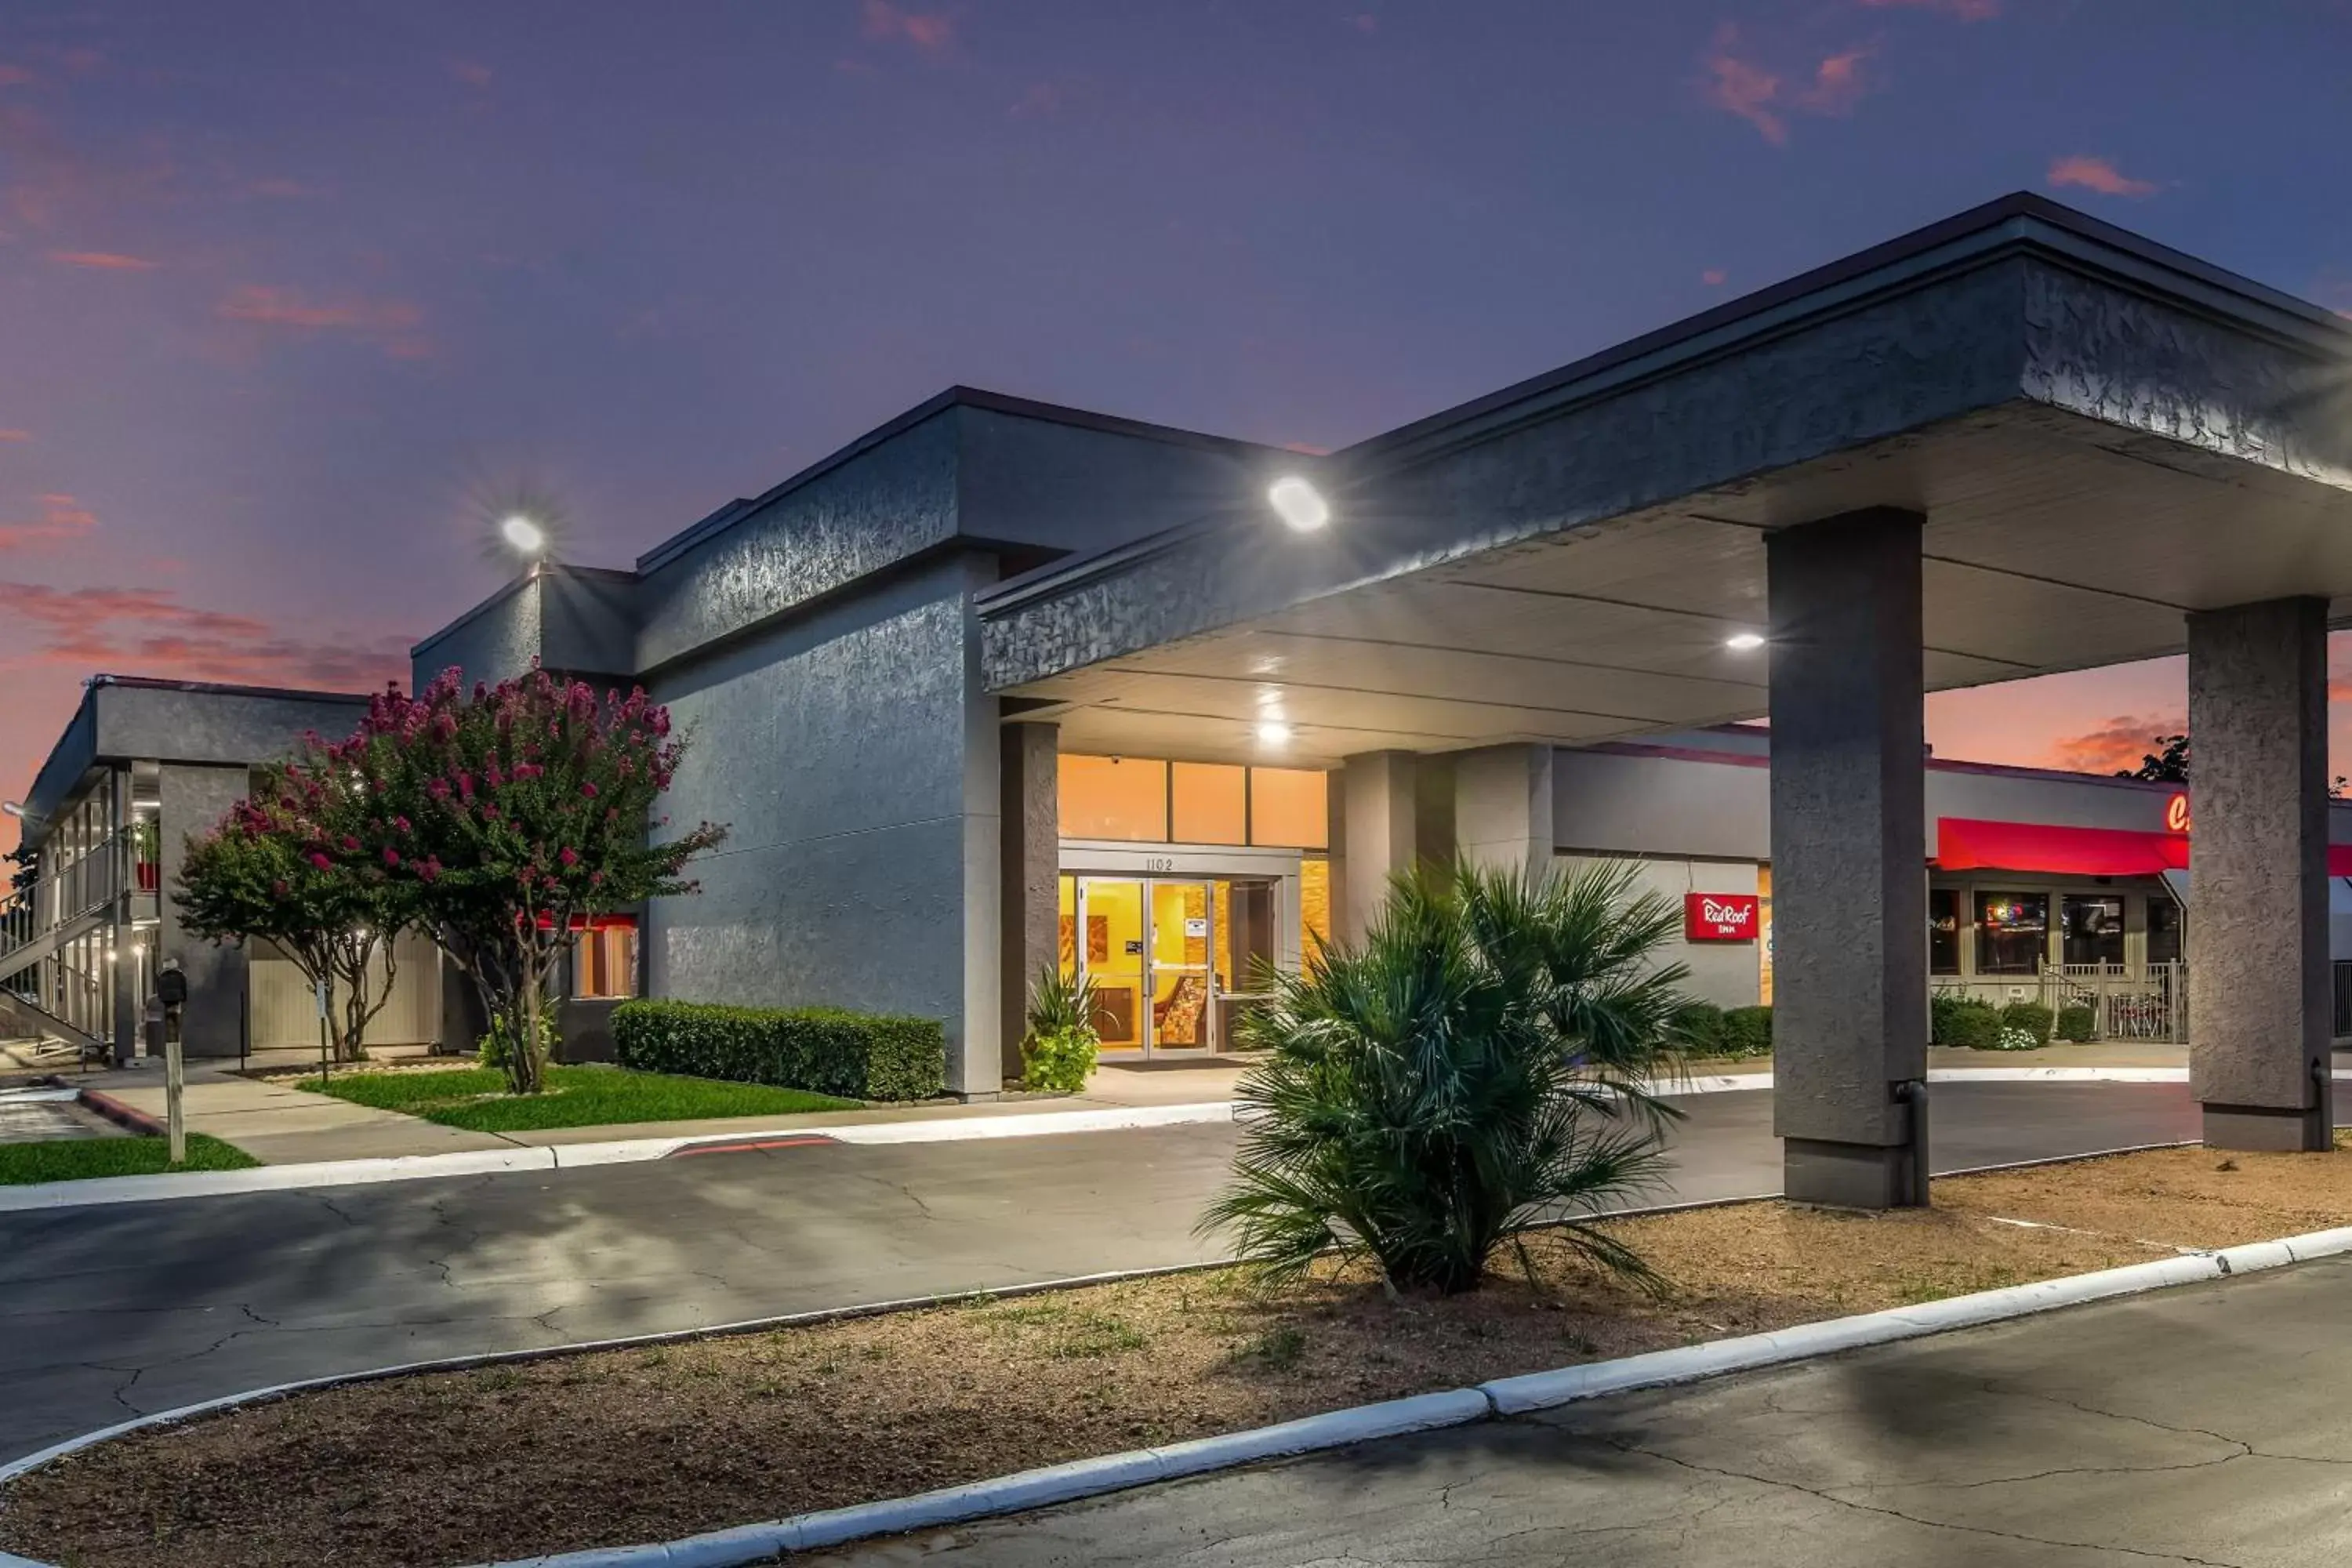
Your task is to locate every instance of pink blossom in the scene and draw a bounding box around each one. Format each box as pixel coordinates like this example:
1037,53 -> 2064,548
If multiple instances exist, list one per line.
559,846 -> 579,867
308,851 -> 332,871
580,781 -> 599,799
339,835 -> 360,852
419,856 -> 441,882
383,847 -> 401,868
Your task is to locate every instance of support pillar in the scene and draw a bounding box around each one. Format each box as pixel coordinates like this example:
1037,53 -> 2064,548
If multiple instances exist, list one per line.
1336,751 -> 1420,946
2187,597 -> 2332,1152
108,768 -> 138,1066
1766,508 -> 1928,1208
1454,744 -> 1555,877
999,721 -> 1060,1085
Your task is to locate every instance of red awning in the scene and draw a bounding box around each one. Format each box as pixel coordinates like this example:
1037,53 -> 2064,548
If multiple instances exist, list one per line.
1936,818 -> 2352,877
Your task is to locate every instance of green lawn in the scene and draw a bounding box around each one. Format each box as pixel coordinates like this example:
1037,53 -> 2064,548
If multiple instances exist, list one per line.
0,1134 -> 260,1185
295,1064 -> 858,1132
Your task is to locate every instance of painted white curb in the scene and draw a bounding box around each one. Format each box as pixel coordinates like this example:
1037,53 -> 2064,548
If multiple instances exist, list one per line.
10,1223 -> 2352,1568
0,1102 -> 1239,1212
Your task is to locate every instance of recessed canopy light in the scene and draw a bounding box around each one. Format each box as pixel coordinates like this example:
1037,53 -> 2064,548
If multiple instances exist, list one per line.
1725,632 -> 1766,652
500,514 -> 546,554
1255,720 -> 1293,746
1267,476 -> 1330,532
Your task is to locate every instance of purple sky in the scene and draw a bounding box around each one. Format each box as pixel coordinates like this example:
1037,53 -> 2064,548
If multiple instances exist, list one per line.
3,1 -> 2350,849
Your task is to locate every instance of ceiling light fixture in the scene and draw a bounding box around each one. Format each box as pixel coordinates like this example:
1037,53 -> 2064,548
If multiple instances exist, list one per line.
1255,720 -> 1293,746
1724,632 -> 1766,652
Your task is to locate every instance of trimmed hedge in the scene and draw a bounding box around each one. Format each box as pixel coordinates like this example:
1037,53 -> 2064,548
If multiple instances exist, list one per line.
611,1000 -> 946,1102
1719,1004 -> 1773,1059
1931,993 -> 2002,1051
2056,1004 -> 2096,1044
1998,1000 -> 2055,1047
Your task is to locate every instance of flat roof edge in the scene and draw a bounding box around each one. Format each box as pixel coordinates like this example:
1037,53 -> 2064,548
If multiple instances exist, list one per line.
633,386 -> 1280,577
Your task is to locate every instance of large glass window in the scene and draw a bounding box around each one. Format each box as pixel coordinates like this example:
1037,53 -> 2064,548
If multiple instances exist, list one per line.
2060,895 -> 2125,967
1927,887 -> 1960,975
1058,756 -> 1167,840
1975,892 -> 2049,976
1171,763 -> 1247,844
1248,767 -> 1328,848
1300,857 -> 1330,966
2147,895 -> 2184,965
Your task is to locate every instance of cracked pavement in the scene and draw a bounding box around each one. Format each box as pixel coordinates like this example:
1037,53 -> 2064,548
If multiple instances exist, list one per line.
812,1257 -> 2352,1566
0,1081 -> 2207,1465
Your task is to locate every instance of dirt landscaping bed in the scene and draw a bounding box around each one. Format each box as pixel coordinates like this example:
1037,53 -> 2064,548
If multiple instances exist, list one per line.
9,1137 -> 2352,1568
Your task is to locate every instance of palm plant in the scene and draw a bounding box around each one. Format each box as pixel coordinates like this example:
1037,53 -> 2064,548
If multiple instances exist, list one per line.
1201,858 -> 1694,1297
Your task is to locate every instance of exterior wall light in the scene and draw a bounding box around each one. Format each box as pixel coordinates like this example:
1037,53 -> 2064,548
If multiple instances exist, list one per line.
500,514 -> 546,555
1725,632 -> 1766,651
1256,720 -> 1294,746
1268,477 -> 1330,532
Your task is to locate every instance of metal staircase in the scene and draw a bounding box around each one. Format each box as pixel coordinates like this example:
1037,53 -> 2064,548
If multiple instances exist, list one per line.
0,829 -> 126,1061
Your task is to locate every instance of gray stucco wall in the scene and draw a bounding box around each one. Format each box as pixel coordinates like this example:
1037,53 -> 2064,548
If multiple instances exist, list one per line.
158,762 -> 254,1058
96,684 -> 372,764
956,405 -> 1277,554
411,577 -> 542,695
645,550 -> 1001,1094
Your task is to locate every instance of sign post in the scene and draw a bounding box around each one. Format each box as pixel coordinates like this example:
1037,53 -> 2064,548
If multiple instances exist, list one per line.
156,958 -> 189,1165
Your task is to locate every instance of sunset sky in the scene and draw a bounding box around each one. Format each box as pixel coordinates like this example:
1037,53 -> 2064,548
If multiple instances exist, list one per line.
3,2 -> 2350,851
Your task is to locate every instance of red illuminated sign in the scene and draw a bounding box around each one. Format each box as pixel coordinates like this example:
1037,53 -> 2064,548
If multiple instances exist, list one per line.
2165,793 -> 2190,833
1685,892 -> 1761,942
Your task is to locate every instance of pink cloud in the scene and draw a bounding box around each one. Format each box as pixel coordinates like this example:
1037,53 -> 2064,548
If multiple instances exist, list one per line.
1702,267 -> 1729,286
1797,45 -> 1874,114
0,430 -> 29,443
216,285 -> 430,358
2047,154 -> 2158,198
0,63 -> 31,87
861,0 -> 954,53
48,249 -> 159,270
1860,0 -> 1999,17
2045,713 -> 2187,775
448,58 -> 493,89
1702,25 -> 1785,145
0,492 -> 96,551
1346,13 -> 1379,31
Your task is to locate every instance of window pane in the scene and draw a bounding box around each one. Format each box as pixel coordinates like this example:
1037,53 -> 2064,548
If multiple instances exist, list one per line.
2147,897 -> 2184,964
1058,756 -> 1167,841
1171,763 -> 1247,844
2060,895 -> 2125,966
1927,887 -> 1960,975
1249,767 -> 1328,848
1974,892 -> 2049,976
1300,857 -> 1330,966
572,921 -> 639,999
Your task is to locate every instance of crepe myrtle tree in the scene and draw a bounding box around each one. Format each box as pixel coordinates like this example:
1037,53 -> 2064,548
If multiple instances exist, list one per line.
176,752 -> 420,1064
348,666 -> 725,1094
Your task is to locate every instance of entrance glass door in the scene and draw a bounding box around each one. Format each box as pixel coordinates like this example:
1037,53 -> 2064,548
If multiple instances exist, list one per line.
1148,880 -> 1213,1053
1073,876 -> 1218,1058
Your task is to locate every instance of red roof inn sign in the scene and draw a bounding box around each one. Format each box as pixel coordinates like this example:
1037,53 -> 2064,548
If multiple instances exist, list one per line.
1685,892 -> 1761,942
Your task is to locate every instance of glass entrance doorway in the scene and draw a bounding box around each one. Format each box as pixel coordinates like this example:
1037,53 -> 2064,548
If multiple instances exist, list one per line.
1067,876 -> 1238,1058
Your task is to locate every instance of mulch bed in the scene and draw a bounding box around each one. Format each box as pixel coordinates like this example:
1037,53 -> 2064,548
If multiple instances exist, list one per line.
7,1137 -> 2350,1568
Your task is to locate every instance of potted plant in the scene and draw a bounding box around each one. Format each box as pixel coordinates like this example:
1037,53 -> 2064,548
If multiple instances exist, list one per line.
1020,964 -> 1101,1093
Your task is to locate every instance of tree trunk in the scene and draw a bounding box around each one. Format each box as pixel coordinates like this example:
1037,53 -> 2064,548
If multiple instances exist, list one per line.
512,952 -> 546,1095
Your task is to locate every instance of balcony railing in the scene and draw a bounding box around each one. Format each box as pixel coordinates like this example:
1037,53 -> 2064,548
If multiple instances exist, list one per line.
0,828 -> 129,971
1933,960 -> 2187,1044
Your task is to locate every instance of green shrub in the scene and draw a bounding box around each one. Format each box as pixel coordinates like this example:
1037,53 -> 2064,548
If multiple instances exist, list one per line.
1206,858 -> 1691,1296
1998,1001 -> 2054,1046
612,1000 -> 946,1102
477,1010 -> 556,1075
1674,1000 -> 1727,1056
2056,1004 -> 2096,1044
1718,1005 -> 1773,1058
1021,964 -> 1101,1093
1933,996 -> 2002,1051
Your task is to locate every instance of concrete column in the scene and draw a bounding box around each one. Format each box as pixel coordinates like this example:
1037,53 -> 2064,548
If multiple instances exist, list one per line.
1454,744 -> 1555,876
156,764 -> 252,1058
998,720 -> 1060,1083
2187,597 -> 2332,1152
1766,508 -> 1929,1209
1337,751 -> 1421,945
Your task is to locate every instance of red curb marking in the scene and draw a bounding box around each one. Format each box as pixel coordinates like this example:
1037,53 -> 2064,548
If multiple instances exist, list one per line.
78,1089 -> 166,1138
667,1134 -> 841,1158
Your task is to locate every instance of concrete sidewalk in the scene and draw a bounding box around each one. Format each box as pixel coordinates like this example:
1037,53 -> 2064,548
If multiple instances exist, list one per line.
69,1054 -> 1252,1164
